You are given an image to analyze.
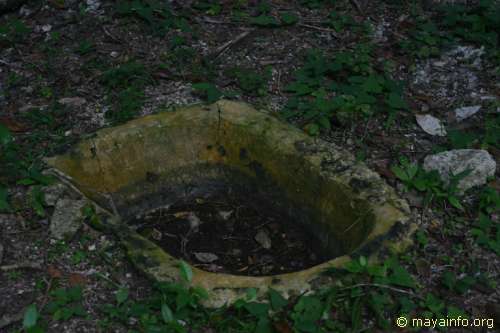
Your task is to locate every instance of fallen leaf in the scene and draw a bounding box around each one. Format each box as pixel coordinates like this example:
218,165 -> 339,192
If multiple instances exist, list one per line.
404,190 -> 423,208
206,264 -> 222,272
48,0 -> 66,9
274,321 -> 293,333
372,159 -> 395,179
414,258 -> 431,276
487,146 -> 500,161
218,210 -> 233,220
416,114 -> 447,136
68,273 -> 87,286
194,252 -> 218,263
152,70 -> 173,80
187,212 -> 201,230
173,211 -> 191,219
58,97 -> 87,108
488,179 -> 500,191
0,117 -> 29,132
151,228 -> 162,241
254,229 -> 272,249
47,265 -> 62,279
485,302 -> 500,325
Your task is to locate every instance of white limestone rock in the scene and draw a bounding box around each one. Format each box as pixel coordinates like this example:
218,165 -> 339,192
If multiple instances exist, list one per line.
454,105 -> 481,122
50,199 -> 87,240
423,149 -> 496,192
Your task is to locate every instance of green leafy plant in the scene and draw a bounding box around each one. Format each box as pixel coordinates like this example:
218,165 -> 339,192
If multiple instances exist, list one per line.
0,185 -> 9,212
438,0 -> 500,63
99,263 -> 208,332
441,270 -> 476,294
116,287 -> 129,305
419,293 -> 446,319
249,15 -> 280,27
298,0 -> 336,9
0,19 -> 31,47
391,157 -> 469,209
281,44 -> 408,133
280,12 -> 299,26
100,61 -> 153,123
471,213 -> 500,255
482,115 -> 500,148
75,39 -> 95,55
318,257 -> 417,331
192,1 -> 222,16
291,295 -> 324,332
47,240 -> 71,261
328,11 -> 356,32
328,11 -> 370,34
399,18 -> 450,58
45,287 -> 87,321
479,186 -> 500,214
7,270 -> 22,280
227,67 -> 270,96
234,298 -> 272,332
0,124 -> 13,211
339,256 -> 417,289
71,250 -> 87,264
116,0 -> 190,36
0,121 -> 55,215
415,229 -> 429,247
101,282 -> 208,332
29,185 -> 46,217
101,61 -> 151,90
23,304 -> 42,332
178,260 -> 193,283
447,129 -> 478,149
192,82 -> 222,103
0,123 -> 18,182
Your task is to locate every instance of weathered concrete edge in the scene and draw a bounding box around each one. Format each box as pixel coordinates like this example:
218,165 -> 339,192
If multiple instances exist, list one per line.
44,100 -> 417,308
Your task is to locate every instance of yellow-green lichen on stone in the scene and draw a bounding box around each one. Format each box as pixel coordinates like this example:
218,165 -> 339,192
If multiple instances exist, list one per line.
45,100 -> 415,307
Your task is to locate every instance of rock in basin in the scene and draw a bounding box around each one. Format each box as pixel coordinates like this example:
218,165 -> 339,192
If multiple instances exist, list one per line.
45,100 -> 415,307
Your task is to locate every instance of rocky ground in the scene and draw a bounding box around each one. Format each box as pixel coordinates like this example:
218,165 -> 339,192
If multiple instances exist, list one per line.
0,0 -> 499,332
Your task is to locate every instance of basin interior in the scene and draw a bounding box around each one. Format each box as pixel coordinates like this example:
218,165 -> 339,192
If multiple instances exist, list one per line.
116,158 -> 375,276
127,168 -> 331,276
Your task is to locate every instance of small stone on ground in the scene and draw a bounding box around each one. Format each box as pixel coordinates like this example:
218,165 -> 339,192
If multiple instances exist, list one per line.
416,114 -> 447,136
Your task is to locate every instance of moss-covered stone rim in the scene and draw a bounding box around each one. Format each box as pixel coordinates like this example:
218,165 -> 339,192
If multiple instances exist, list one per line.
45,100 -> 416,307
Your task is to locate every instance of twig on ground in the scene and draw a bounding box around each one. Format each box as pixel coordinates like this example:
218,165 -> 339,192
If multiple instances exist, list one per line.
341,283 -> 422,299
0,59 -> 22,68
348,0 -> 364,15
200,17 -> 230,25
102,25 -> 123,44
0,0 -> 28,14
0,311 -> 24,329
0,261 -> 43,271
39,277 -> 53,311
180,235 -> 189,258
259,60 -> 285,66
211,29 -> 254,59
93,271 -> 122,288
298,23 -> 339,38
276,68 -> 283,96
